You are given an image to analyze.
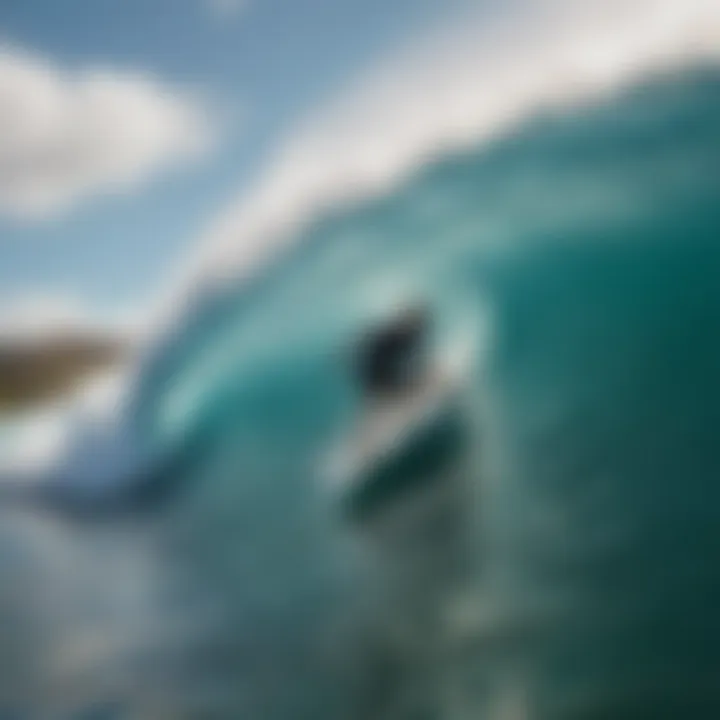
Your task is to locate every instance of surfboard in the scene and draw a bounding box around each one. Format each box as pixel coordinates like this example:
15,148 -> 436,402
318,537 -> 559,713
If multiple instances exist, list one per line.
323,346 -> 470,522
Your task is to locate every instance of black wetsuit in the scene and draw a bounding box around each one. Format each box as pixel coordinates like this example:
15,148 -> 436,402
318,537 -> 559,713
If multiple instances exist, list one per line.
356,309 -> 429,397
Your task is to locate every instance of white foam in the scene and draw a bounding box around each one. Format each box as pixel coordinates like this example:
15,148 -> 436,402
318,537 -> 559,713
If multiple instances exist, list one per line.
176,0 -> 720,301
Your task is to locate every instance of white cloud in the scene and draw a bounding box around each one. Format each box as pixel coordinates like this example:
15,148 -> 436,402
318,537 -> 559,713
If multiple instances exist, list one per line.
207,0 -> 248,20
178,0 -> 720,298
0,292 -> 142,345
0,46 -> 215,220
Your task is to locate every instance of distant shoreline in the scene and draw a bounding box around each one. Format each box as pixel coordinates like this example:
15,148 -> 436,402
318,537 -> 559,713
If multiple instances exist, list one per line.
0,335 -> 126,412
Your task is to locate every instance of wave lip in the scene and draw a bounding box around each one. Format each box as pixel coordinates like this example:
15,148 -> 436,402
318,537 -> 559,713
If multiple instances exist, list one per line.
187,0 -> 720,295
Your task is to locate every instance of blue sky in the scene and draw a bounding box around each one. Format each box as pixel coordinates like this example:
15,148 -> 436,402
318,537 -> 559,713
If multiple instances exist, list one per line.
0,0 -> 468,324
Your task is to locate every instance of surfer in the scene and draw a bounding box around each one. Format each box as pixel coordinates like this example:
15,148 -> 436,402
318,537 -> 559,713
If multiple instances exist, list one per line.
328,304 -> 470,523
355,305 -> 431,400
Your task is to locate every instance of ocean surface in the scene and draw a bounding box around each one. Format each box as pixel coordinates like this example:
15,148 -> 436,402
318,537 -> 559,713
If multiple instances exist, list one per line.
1,64 -> 720,718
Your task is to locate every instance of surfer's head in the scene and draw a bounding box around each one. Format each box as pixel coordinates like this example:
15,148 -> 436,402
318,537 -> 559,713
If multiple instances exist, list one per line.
355,304 -> 432,399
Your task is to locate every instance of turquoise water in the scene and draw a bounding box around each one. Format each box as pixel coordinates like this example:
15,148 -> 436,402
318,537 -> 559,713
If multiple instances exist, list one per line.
2,65 -> 720,717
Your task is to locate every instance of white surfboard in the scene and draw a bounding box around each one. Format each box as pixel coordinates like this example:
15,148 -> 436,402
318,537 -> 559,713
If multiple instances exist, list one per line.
323,341 -> 471,500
